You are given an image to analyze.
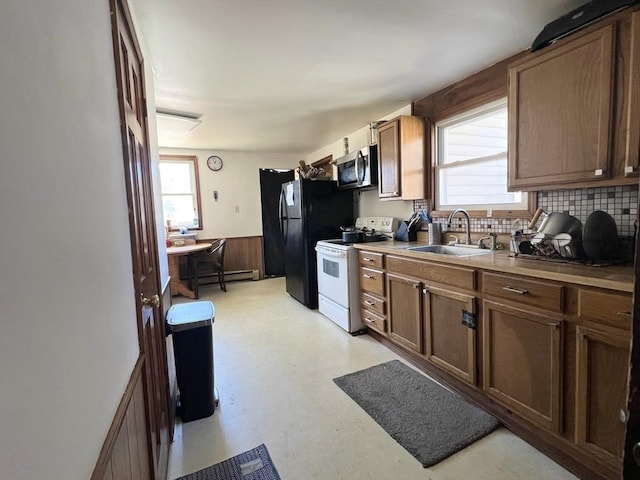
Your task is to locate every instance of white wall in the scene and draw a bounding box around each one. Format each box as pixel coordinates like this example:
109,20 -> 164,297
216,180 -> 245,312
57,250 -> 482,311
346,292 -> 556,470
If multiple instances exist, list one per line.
160,148 -> 299,239
0,2 -> 139,479
306,105 -> 415,221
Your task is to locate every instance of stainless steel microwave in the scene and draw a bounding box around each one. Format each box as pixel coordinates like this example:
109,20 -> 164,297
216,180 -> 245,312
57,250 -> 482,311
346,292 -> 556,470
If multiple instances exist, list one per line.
335,145 -> 378,190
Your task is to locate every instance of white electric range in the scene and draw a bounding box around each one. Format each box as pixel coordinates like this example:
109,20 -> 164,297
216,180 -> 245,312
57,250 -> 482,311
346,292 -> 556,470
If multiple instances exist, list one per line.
315,216 -> 397,333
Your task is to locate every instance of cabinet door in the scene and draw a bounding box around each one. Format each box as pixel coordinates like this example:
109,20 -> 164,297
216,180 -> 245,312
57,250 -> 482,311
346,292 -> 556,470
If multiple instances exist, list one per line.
387,273 -> 422,353
624,10 -> 640,177
575,323 -> 630,474
423,286 -> 476,385
483,301 -> 563,432
377,119 -> 401,198
508,24 -> 614,188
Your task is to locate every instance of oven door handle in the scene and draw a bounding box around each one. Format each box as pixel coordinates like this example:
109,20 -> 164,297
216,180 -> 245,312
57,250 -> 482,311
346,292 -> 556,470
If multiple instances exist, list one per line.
314,247 -> 347,258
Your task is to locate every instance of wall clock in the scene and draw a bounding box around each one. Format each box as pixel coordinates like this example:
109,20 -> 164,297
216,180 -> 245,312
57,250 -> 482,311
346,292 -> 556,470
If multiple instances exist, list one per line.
207,155 -> 223,171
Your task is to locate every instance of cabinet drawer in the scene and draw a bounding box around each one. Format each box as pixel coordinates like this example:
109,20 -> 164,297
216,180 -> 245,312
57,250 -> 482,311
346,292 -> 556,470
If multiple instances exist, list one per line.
483,272 -> 564,313
361,292 -> 385,316
359,251 -> 384,269
360,267 -> 385,297
578,289 -> 632,329
361,308 -> 386,334
386,255 -> 475,290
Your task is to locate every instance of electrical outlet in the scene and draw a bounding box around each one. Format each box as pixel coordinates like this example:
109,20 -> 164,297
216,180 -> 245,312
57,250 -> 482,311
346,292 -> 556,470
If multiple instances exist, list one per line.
234,205 -> 240,213
213,190 -> 218,201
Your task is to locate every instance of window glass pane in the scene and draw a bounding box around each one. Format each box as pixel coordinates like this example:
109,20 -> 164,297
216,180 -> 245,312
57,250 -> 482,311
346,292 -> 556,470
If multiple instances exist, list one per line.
162,194 -> 196,227
158,155 -> 201,229
439,158 -> 522,207
442,109 -> 507,164
159,162 -> 193,193
436,99 -> 527,211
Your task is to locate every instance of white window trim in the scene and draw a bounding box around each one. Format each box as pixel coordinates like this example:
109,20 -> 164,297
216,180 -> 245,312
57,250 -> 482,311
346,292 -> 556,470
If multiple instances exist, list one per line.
159,155 -> 202,230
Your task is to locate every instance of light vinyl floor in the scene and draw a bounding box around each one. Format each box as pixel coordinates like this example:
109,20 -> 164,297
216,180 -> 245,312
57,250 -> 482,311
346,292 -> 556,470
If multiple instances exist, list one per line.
168,277 -> 577,480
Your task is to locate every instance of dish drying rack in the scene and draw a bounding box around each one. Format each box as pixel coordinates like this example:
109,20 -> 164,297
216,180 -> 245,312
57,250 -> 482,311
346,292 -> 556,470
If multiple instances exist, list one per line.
510,233 -> 634,266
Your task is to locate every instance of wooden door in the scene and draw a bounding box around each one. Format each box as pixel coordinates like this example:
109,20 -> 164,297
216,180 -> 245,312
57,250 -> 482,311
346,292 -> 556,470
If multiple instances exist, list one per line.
423,286 -> 476,385
110,0 -> 171,478
508,24 -> 614,188
377,119 -> 401,198
387,273 -> 422,353
576,323 -> 630,476
483,301 -> 563,432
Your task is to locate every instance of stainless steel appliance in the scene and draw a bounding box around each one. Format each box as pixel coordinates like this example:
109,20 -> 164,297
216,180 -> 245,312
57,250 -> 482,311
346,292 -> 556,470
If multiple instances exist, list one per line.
279,179 -> 354,308
315,216 -> 396,332
336,145 -> 378,190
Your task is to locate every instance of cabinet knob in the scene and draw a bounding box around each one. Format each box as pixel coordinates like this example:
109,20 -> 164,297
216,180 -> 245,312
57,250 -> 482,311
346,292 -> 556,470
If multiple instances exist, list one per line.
620,408 -> 629,423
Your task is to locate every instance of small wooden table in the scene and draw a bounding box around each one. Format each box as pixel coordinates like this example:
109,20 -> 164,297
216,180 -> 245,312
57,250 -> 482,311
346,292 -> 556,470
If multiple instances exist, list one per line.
167,243 -> 212,299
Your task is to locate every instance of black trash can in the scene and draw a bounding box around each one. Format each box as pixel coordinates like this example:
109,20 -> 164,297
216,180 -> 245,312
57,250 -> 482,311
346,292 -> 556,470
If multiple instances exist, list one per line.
167,301 -> 216,422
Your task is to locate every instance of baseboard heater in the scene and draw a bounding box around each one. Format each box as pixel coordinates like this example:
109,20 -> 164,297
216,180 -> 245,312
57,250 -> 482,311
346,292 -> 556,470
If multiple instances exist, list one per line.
196,269 -> 259,286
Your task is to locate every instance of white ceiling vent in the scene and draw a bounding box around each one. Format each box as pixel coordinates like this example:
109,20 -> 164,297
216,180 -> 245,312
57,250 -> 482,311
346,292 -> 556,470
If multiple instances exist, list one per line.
156,111 -> 202,135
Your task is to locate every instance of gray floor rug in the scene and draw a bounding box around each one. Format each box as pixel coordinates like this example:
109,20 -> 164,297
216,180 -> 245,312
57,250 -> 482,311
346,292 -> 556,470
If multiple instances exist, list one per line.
176,444 -> 281,480
334,360 -> 499,468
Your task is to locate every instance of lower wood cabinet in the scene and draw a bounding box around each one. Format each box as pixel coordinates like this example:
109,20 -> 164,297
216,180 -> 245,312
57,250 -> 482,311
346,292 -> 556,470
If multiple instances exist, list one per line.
387,273 -> 422,353
575,322 -> 631,475
423,286 -> 476,385
482,301 -> 563,432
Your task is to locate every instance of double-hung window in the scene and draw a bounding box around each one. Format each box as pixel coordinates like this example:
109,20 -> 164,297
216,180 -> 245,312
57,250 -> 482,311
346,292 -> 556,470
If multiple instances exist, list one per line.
435,98 -> 528,213
158,155 -> 202,229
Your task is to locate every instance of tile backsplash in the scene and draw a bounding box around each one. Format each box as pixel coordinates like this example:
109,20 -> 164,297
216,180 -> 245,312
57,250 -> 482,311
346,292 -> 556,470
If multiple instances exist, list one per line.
413,185 -> 638,237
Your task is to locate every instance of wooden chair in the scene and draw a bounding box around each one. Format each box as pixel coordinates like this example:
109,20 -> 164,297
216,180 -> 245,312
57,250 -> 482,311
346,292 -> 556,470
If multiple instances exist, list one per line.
188,239 -> 227,298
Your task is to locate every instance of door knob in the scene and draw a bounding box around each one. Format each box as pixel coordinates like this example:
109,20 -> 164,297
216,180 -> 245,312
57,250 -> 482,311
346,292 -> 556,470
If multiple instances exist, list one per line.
141,294 -> 160,308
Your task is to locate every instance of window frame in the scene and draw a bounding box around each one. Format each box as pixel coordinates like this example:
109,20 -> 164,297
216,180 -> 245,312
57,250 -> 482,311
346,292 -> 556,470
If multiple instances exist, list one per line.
158,154 -> 203,231
429,97 -> 536,219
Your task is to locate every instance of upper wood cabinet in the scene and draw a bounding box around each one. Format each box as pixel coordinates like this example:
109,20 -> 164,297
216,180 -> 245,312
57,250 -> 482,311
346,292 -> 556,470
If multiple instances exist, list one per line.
508,24 -> 614,188
508,7 -> 640,190
377,115 -> 426,200
624,10 -> 640,176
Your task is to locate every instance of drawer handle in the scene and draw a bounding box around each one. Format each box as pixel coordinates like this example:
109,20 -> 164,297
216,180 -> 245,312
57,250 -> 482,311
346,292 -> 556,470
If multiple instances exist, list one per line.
548,322 -> 560,328
363,274 -> 374,279
364,300 -> 375,306
363,257 -> 375,262
502,286 -> 528,295
364,317 -> 374,324
617,311 -> 632,318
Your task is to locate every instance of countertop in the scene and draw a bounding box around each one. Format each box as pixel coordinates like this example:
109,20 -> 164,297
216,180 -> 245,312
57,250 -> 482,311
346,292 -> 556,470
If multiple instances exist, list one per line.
353,241 -> 635,293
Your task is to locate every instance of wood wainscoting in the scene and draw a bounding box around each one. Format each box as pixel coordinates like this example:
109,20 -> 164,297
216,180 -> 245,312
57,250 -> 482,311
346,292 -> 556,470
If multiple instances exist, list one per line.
90,357 -> 152,480
178,236 -> 265,286
91,279 -> 174,480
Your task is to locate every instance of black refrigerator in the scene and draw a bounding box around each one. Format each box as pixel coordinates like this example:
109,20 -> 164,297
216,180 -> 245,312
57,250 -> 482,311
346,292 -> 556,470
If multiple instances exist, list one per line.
279,179 -> 354,308
259,168 -> 295,277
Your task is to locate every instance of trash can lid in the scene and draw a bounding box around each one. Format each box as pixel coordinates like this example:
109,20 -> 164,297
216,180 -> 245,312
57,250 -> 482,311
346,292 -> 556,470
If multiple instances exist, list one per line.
167,301 -> 215,332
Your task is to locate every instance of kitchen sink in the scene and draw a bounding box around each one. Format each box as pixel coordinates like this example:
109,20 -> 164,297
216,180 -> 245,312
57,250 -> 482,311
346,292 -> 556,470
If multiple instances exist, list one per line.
406,245 -> 494,256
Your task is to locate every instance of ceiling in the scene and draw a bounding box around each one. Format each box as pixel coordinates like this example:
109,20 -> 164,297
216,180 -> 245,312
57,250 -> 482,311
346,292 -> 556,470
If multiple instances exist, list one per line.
130,0 -> 582,154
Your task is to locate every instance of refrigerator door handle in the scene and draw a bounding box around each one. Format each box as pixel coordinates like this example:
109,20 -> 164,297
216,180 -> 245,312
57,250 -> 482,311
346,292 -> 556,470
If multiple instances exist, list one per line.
279,191 -> 288,244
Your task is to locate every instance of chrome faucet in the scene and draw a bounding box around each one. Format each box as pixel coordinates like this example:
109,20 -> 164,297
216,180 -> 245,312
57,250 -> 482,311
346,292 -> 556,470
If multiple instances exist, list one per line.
447,209 -> 472,245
